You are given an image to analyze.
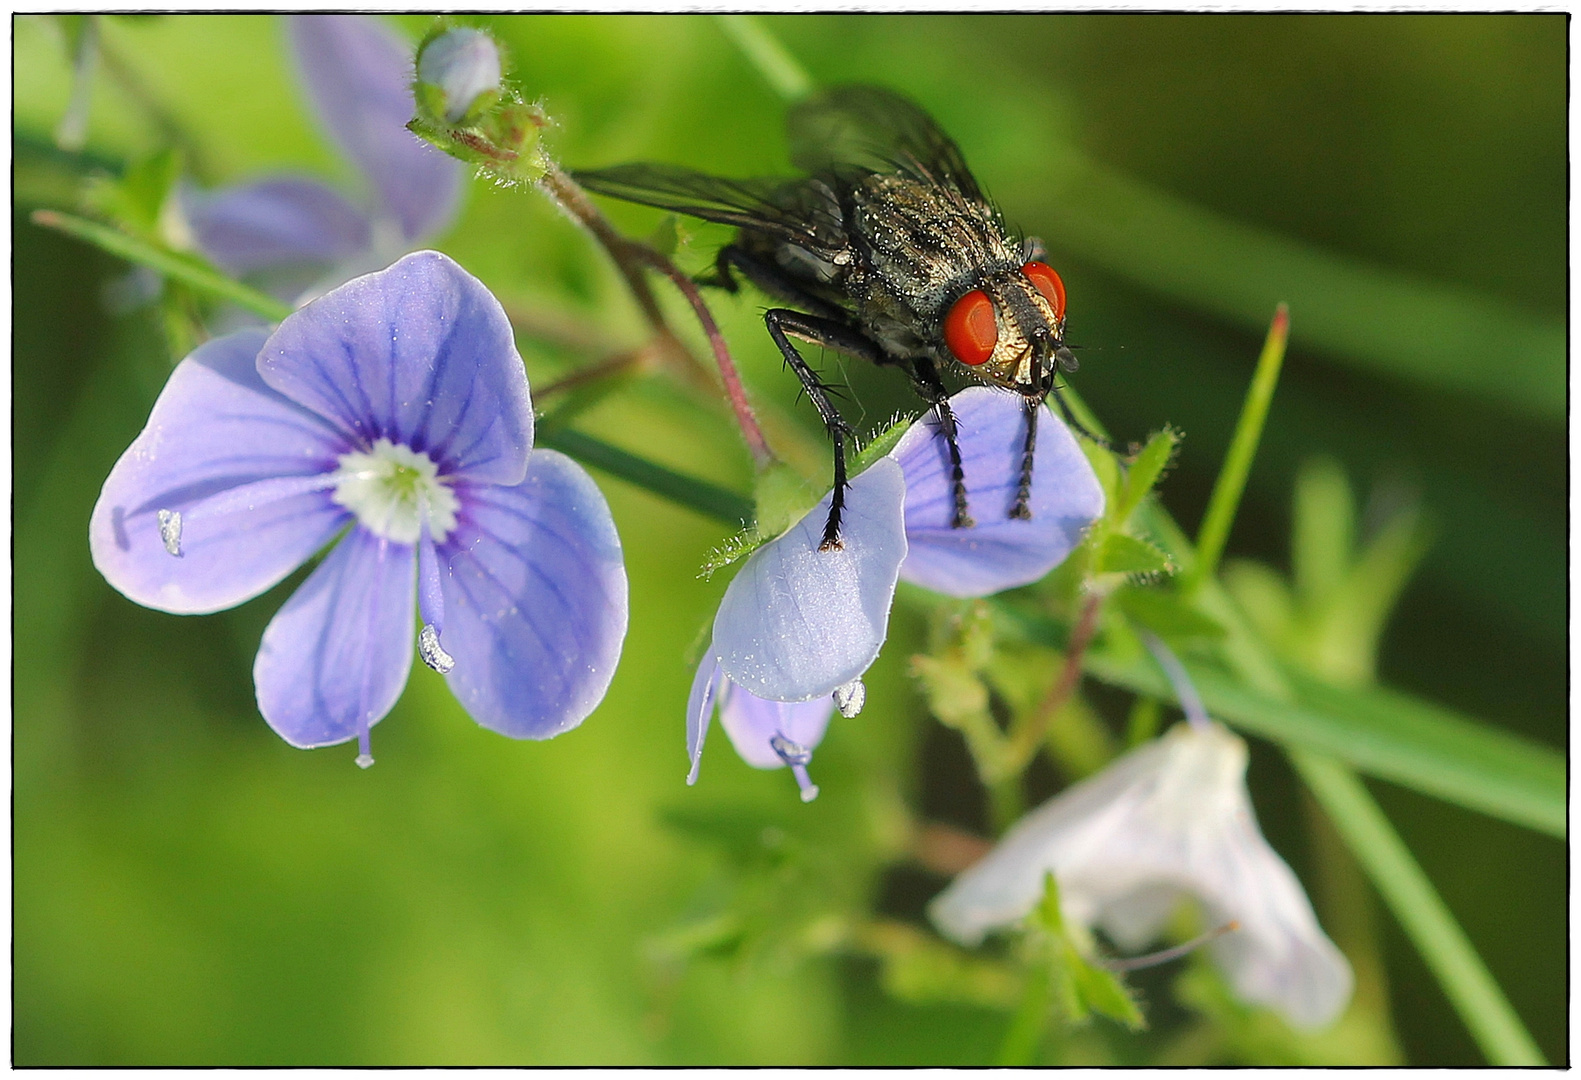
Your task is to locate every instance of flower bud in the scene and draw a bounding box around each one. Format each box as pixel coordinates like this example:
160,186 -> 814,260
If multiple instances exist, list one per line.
415,26 -> 501,127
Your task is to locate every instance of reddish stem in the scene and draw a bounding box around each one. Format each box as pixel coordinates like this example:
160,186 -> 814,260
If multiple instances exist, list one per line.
627,243 -> 775,469
1014,592 -> 1103,766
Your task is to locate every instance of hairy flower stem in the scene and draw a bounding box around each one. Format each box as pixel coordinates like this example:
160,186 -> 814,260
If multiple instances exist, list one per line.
627,243 -> 776,470
538,165 -> 775,469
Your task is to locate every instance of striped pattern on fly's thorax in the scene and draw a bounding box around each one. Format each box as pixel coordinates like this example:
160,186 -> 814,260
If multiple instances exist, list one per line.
845,174 -> 1021,360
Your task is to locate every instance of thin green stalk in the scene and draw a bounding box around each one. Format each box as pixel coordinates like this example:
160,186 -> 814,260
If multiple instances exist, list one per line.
537,428 -> 753,527
31,209 -> 292,321
1186,303 -> 1288,590
1290,750 -> 1545,1066
715,15 -> 813,101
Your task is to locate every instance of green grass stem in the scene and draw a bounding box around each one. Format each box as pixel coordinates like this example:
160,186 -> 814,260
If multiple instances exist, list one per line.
30,209 -> 293,322
1187,304 -> 1288,590
1291,751 -> 1546,1066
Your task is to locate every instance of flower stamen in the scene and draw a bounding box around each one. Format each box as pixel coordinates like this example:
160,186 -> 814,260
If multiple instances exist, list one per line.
770,732 -> 820,802
333,438 -> 459,545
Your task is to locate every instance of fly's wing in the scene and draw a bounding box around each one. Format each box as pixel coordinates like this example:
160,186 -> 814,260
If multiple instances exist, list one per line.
571,163 -> 844,252
787,85 -> 986,204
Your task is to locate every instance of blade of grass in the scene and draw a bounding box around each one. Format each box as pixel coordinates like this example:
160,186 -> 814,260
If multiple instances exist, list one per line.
1291,751 -> 1546,1065
1078,647 -> 1563,839
1002,152 -> 1564,422
1186,304 -> 1288,590
30,209 -> 293,322
714,14 -> 811,102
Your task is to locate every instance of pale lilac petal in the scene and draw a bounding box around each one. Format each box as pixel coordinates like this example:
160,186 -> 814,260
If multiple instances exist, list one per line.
180,177 -> 372,275
287,13 -> 462,242
893,386 -> 1104,598
713,458 -> 908,701
437,450 -> 628,740
89,328 -> 352,615
928,722 -> 1353,1031
254,526 -> 416,749
257,251 -> 534,485
718,681 -> 836,770
685,652 -> 721,785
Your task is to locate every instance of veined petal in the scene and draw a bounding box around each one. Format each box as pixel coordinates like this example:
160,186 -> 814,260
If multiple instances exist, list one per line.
254,526 -> 416,749
893,386 -> 1104,598
685,651 -> 721,785
286,14 -> 462,243
718,679 -> 836,770
180,177 -> 372,276
89,329 -> 352,615
258,251 -> 534,485
714,458 -> 907,701
437,450 -> 628,740
929,722 -> 1353,1030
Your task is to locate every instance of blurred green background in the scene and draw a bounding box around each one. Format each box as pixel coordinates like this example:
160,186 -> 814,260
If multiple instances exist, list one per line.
14,13 -> 1565,1065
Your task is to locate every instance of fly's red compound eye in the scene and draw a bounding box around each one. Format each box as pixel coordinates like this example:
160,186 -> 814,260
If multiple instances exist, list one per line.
1023,261 -> 1066,322
943,289 -> 996,366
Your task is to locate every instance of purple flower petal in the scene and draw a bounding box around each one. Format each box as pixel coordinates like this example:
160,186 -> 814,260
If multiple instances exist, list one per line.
437,450 -> 628,740
893,386 -> 1104,598
257,251 -> 534,485
89,328 -> 352,615
713,458 -> 907,701
180,177 -> 372,276
685,652 -> 721,785
717,680 -> 836,770
287,14 -> 462,243
254,526 -> 416,748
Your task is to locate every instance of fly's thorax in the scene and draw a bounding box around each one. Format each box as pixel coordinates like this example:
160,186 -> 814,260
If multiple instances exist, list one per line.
847,175 -> 1019,319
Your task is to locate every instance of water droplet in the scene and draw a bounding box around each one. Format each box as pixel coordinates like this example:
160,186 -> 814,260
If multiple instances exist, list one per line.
418,624 -> 455,673
157,509 -> 182,556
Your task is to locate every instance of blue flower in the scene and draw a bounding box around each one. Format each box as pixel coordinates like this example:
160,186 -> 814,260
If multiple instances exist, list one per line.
179,15 -> 462,298
686,652 -> 837,802
89,251 -> 629,763
687,388 -> 1104,796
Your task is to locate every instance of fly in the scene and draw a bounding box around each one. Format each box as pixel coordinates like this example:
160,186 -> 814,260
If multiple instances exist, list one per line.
574,85 -> 1102,550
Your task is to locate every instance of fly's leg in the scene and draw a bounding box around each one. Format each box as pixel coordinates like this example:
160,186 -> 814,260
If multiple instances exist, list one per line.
713,244 -> 851,323
911,356 -> 973,529
1011,395 -> 1040,520
762,309 -> 874,550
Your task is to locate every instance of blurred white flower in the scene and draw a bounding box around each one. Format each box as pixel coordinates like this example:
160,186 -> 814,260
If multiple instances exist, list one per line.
929,720 -> 1353,1030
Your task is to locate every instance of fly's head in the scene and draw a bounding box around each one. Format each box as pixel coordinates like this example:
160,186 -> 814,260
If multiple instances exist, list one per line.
940,259 -> 1077,402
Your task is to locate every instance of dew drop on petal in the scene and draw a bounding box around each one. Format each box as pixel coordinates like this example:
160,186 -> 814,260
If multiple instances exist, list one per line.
355,753 -> 375,769
157,509 -> 182,556
833,678 -> 866,718
418,622 -> 455,673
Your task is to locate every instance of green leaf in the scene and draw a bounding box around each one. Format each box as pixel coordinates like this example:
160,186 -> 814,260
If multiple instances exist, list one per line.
1070,955 -> 1145,1030
1113,584 -> 1227,642
1081,648 -> 1564,838
84,147 -> 181,234
1292,456 -> 1355,606
1097,532 -> 1174,576
1115,425 -> 1180,522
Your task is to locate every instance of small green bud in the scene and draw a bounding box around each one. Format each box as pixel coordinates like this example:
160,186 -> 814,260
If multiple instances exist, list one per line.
414,26 -> 502,127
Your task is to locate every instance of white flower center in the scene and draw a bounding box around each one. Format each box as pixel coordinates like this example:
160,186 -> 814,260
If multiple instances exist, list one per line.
332,438 -> 459,545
